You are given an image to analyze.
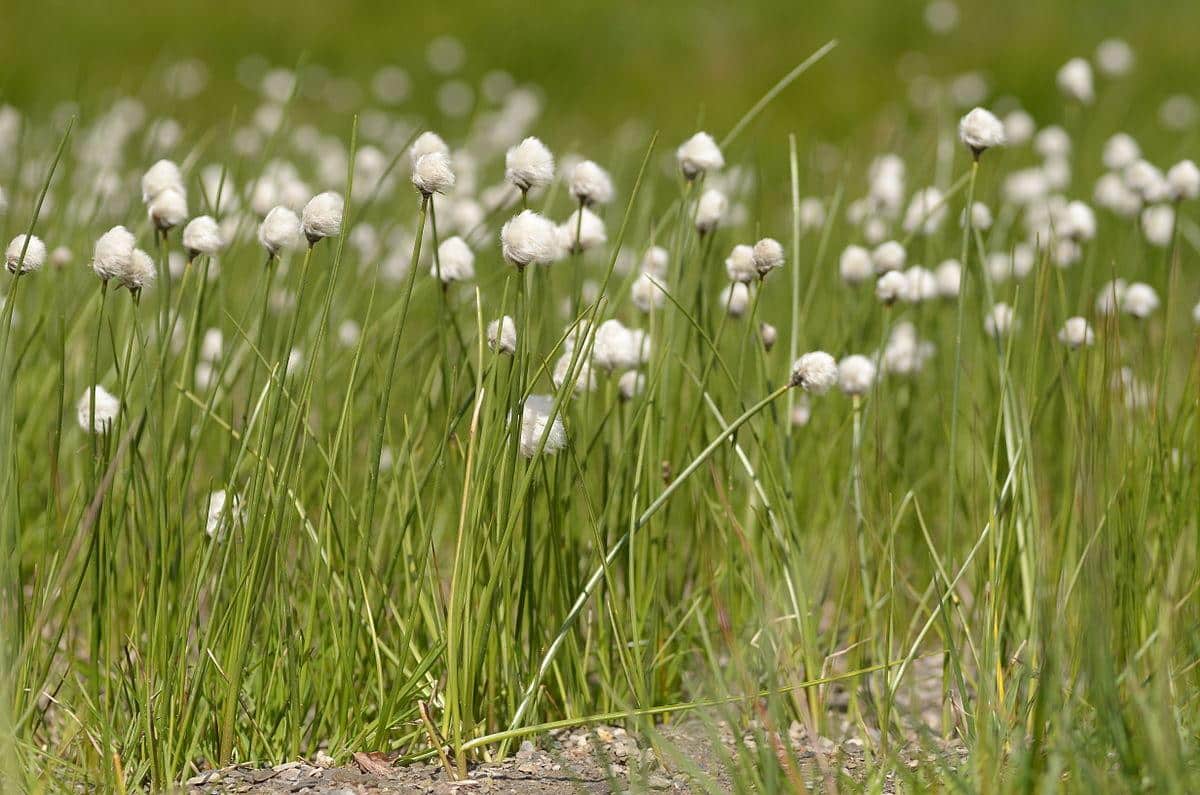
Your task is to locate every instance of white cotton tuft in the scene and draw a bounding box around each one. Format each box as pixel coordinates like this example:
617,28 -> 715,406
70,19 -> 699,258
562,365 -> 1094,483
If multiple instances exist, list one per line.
1166,160 -> 1200,201
695,189 -> 728,234
1141,205 -> 1175,248
1124,159 -> 1168,203
799,198 -> 826,231
839,245 -> 874,285
790,351 -> 838,393
558,207 -> 607,253
182,215 -> 225,258
984,303 -> 1015,338
838,355 -> 876,396
432,236 -> 475,283
1034,126 -> 1072,159
5,234 -> 47,274
487,315 -> 517,354
676,132 -> 724,180
338,320 -> 361,348
259,206 -> 301,256
301,191 -> 344,243
1003,110 -> 1036,146
568,160 -> 614,206
872,240 -> 906,273
592,319 -> 649,373
518,395 -> 567,457
552,353 -> 597,394
958,107 -> 1006,154
205,490 -> 244,539
77,385 -> 120,434
759,322 -> 778,352
148,188 -> 188,230
641,246 -> 669,278
1193,300 -> 1200,326
724,244 -> 757,284
1095,38 -> 1135,77
505,136 -> 555,191
1121,282 -> 1160,319
618,370 -> 645,401
501,210 -> 560,267
875,270 -> 909,305
410,131 -> 450,167
1057,316 -> 1095,349
902,187 -> 946,235
142,159 -> 185,203
1102,133 -> 1141,171
791,396 -> 812,427
717,282 -> 752,317
120,249 -> 157,294
934,259 -> 962,298
1057,58 -> 1095,104
92,226 -> 137,282
901,266 -> 938,303
962,202 -> 993,230
631,272 -> 667,313
1095,279 -> 1127,316
411,152 -> 456,196
753,237 -> 785,278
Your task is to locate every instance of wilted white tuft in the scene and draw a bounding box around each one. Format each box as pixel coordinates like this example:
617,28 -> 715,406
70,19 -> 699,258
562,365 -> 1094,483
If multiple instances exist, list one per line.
412,152 -> 456,195
1166,160 -> 1200,201
790,352 -> 838,393
505,136 -> 555,191
718,282 -> 752,317
301,192 -> 344,243
985,303 -> 1016,338
5,234 -> 47,274
695,189 -> 728,234
92,226 -> 137,282
958,107 -> 1006,155
753,238 -> 785,278
182,215 -> 225,258
568,160 -> 614,206
1057,58 -> 1095,104
77,385 -> 120,434
259,206 -> 301,256
838,355 -> 876,396
872,240 -> 906,273
205,490 -> 244,539
432,236 -> 475,283
1057,317 -> 1095,349
558,207 -> 607,253
501,210 -> 560,267
676,132 -> 724,180
839,245 -> 874,284
724,244 -> 757,284
518,395 -> 567,457
1121,282 -> 1160,318
1141,205 -> 1175,247
875,270 -> 908,305
488,315 -> 517,354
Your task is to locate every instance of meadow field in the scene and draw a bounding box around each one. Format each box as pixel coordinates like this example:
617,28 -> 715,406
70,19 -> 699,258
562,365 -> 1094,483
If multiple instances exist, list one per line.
2,1 -> 1200,791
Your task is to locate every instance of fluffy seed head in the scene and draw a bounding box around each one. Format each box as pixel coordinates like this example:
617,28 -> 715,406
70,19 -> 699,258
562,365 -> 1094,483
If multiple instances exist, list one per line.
872,240 -> 906,273
875,270 -> 909,305
568,160 -> 614,206
432,236 -> 475,283
259,206 -> 301,256
142,159 -> 185,203
934,259 -> 962,298
718,282 -> 752,317
592,319 -> 649,373
631,272 -> 667,313
6,234 -> 46,274
1166,160 -> 1200,201
518,395 -> 567,457
500,210 -> 559,268
412,152 -> 456,195
120,248 -> 157,294
505,136 -> 555,191
958,107 -> 1006,155
839,245 -> 873,284
676,132 -> 724,180
301,191 -> 344,243
617,370 -> 645,401
759,322 -> 778,351
724,244 -> 757,284
409,131 -> 449,167
1057,316 -> 1095,349
642,245 -> 669,278
1121,282 -> 1160,318
205,490 -> 244,539
182,215 -> 225,258
1103,133 -> 1141,171
790,351 -> 838,393
77,385 -> 120,434
1095,279 -> 1127,316
1057,58 -> 1095,104
148,188 -> 188,230
487,315 -> 517,354
92,225 -> 136,282
753,238 -> 785,278
838,355 -> 876,396
552,353 -> 597,394
558,207 -> 607,253
1141,205 -> 1175,247
695,189 -> 728,234
984,303 -> 1015,338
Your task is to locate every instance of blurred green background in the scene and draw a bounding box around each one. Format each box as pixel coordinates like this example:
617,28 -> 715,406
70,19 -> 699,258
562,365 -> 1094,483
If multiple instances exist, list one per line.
1,0 -> 1196,146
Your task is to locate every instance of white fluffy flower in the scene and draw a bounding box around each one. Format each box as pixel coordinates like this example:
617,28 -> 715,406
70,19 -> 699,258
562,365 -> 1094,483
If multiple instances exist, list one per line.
410,131 -> 450,166
839,245 -> 874,285
724,244 -> 757,283
901,266 -> 938,303
791,396 -> 812,427
1141,205 -> 1175,247
790,351 -> 838,393
1057,58 -> 1095,104
1166,160 -> 1200,201
1057,316 -> 1095,349
642,245 -> 669,278
958,107 -> 1006,154
1095,38 -> 1135,77
963,201 -> 993,230
412,152 -> 456,195
695,188 -> 727,234
142,159 -> 185,203
1095,279 -> 1127,316
120,248 -> 157,294
148,188 -> 188,230
718,282 -> 752,317
259,206 -> 301,256
934,259 -> 962,298
592,319 -> 649,373
1094,173 -> 1142,218
432,236 -> 475,283
92,226 -> 136,282
1034,126 -> 1072,159
1124,159 -> 1168,203
838,355 -> 876,396
882,322 -> 935,375
501,210 -> 560,267
872,240 -> 906,273
5,234 -> 46,274
505,136 -> 555,191
676,132 -> 724,180
903,187 -> 947,235
77,385 -> 120,434
1003,110 -> 1036,146
568,160 -> 614,206
875,270 -> 908,305
558,207 -> 607,253
631,272 -> 667,312
552,353 -> 597,394
1102,133 -> 1141,171
1121,282 -> 1160,318
753,237 -> 785,278
799,198 -> 826,231
487,315 -> 517,354
518,395 -> 567,457
182,215 -> 225,258
301,191 -> 344,243
618,370 -> 645,401
205,490 -> 244,539
984,303 -> 1015,338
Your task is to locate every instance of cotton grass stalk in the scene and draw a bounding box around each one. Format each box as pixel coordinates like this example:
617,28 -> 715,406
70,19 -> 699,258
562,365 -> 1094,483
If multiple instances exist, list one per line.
412,152 -> 456,196
432,236 -> 475,283
790,351 -> 838,393
5,234 -> 47,274
505,136 -> 555,195
958,107 -> 1006,158
259,206 -> 301,258
301,191 -> 344,245
676,131 -> 724,180
182,215 -> 225,261
567,160 -> 614,206
500,210 -> 559,269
